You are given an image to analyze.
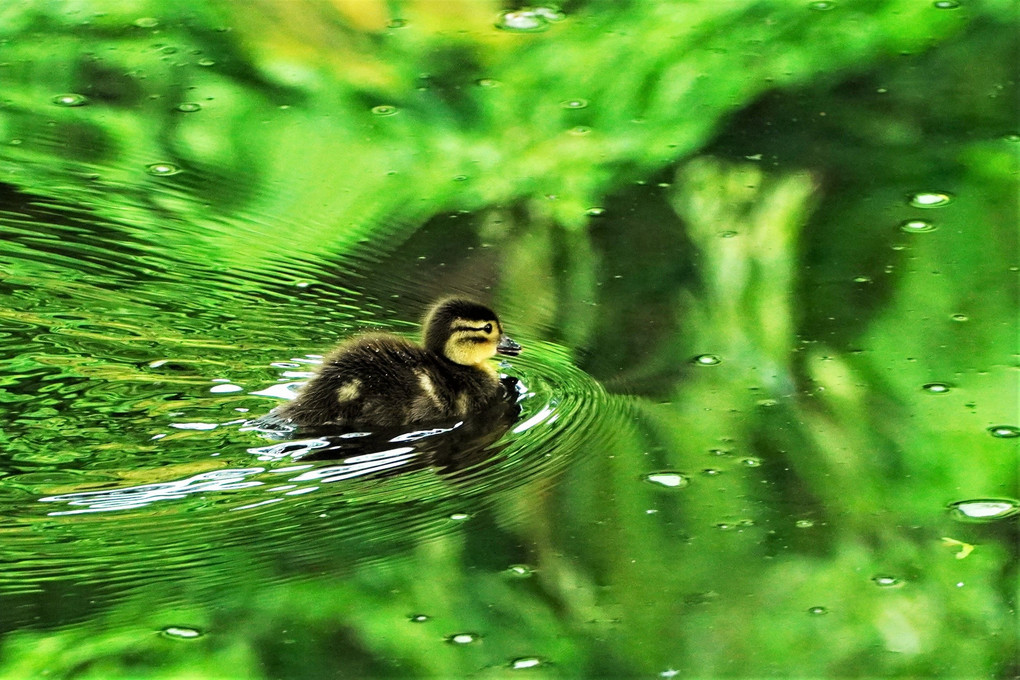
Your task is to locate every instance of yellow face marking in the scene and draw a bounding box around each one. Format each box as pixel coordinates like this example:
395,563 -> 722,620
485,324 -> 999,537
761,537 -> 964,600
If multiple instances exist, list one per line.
443,317 -> 500,366
335,379 -> 362,402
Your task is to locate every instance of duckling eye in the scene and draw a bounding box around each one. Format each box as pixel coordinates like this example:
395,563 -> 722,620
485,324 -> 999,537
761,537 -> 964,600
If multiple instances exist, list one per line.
483,323 -> 493,334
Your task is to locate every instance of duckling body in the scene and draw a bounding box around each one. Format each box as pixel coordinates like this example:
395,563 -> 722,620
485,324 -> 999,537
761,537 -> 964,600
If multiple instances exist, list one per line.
276,298 -> 520,428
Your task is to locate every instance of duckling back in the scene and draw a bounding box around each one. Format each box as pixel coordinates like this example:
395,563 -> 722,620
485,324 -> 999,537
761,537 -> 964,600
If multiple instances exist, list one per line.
277,334 -> 503,428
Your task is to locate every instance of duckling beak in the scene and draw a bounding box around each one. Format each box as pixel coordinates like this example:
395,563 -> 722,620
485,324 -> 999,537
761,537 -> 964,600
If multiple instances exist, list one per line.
496,335 -> 522,357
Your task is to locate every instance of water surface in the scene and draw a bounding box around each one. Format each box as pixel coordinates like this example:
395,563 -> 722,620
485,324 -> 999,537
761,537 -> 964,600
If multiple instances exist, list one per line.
0,1 -> 1016,678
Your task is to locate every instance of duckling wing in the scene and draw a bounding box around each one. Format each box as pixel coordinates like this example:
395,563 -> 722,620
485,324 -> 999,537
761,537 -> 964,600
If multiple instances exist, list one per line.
279,335 -> 434,427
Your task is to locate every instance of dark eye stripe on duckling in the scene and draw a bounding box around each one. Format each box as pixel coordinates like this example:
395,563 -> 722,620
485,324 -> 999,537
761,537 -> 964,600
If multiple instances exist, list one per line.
451,323 -> 496,333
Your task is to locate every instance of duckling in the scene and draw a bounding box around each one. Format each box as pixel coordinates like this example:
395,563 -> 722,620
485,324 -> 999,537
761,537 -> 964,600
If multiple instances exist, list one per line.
276,297 -> 521,428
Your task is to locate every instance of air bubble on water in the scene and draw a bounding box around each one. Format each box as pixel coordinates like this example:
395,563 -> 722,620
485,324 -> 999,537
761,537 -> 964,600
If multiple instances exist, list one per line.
795,519 -> 815,528
176,102 -> 201,112
947,498 -> 1020,522
534,7 -> 565,21
741,457 -> 763,467
146,162 -> 181,176
371,105 -> 398,116
568,125 -> 591,136
1003,133 -> 1020,142
509,657 -> 547,670
52,93 -> 88,107
449,512 -> 471,521
561,98 -> 588,109
160,625 -> 203,640
476,78 -> 501,88
908,192 -> 953,208
872,575 -> 903,588
921,382 -> 950,394
987,425 -> 1019,439
899,219 -> 936,233
387,18 -> 408,28
446,632 -> 480,645
196,58 -> 216,67
808,1 -> 836,9
807,606 -> 829,615
495,9 -> 548,32
691,354 -> 721,366
932,0 -> 960,8
506,564 -> 534,578
642,471 -> 689,489
210,384 -> 243,394
409,614 -> 430,623
133,17 -> 159,28
701,468 -> 722,476
585,207 -> 605,217
951,313 -> 969,322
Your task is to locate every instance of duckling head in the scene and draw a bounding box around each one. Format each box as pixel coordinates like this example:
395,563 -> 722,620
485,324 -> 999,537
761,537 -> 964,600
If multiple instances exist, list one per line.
423,297 -> 521,367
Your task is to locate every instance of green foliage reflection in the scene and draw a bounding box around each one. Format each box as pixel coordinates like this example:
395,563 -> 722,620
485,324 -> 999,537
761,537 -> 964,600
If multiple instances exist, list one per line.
0,0 -> 1016,678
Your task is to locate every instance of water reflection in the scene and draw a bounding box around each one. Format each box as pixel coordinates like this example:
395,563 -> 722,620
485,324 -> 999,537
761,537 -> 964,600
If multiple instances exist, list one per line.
0,1 -> 1015,677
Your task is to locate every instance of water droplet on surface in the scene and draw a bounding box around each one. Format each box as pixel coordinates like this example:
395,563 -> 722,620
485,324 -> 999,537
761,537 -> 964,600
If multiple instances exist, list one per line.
387,18 -> 408,28
808,1 -> 836,9
585,207 -> 605,217
741,457 -> 763,467
409,614 -> 430,623
371,105 -> 398,116
642,471 -> 689,489
196,58 -> 216,67
534,7 -> 566,21
506,564 -> 534,578
449,512 -> 471,521
175,102 -> 201,112
987,425 -> 1019,439
509,656 -> 546,670
568,125 -> 591,136
701,468 -> 722,476
948,498 -> 1020,521
160,626 -> 202,640
932,0 -> 960,7
133,17 -> 159,28
52,93 -> 88,107
872,575 -> 903,588
899,219 -> 936,233
807,606 -> 829,615
146,162 -> 181,176
691,354 -> 721,366
446,632 -> 480,645
495,9 -> 549,33
1003,133 -> 1020,143
795,519 -> 815,529
921,382 -> 950,393
476,78 -> 501,88
951,313 -> 969,322
561,98 -> 588,109
908,192 -> 953,208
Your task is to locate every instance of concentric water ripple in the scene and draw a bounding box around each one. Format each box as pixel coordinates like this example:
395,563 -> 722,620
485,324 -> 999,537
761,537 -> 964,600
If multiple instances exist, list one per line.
0,340 -> 612,610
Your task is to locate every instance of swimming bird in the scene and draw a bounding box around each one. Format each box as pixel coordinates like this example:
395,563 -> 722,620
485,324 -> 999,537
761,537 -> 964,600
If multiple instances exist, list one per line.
275,297 -> 521,428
